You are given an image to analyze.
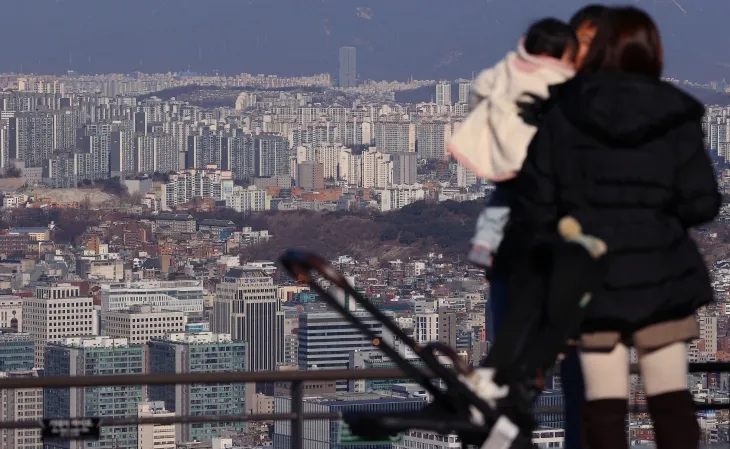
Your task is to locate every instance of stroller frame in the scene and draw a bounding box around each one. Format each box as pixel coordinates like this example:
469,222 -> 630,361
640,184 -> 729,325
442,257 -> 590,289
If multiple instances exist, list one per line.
278,217 -> 607,449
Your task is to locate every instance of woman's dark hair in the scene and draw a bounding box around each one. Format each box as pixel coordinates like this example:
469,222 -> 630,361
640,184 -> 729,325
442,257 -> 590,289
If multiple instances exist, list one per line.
578,6 -> 663,77
569,4 -> 607,30
523,18 -> 578,59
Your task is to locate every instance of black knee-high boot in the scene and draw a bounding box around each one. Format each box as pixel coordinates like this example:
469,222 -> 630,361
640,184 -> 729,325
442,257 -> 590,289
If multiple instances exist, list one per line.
582,399 -> 628,449
647,390 -> 700,449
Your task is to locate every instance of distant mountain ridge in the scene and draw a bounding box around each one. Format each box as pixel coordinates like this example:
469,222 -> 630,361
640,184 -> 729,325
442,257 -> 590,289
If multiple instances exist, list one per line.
6,0 -> 729,82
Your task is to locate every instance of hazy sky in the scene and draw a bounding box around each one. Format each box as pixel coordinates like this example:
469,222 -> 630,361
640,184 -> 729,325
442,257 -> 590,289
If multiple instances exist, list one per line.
4,0 -> 726,82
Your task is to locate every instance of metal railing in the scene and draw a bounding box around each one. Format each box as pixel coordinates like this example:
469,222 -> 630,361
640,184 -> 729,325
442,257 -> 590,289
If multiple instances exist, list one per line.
1,363 -> 729,447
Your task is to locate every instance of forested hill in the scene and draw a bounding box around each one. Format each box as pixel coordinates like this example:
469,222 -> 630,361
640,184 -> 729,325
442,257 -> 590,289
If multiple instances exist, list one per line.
239,200 -> 484,262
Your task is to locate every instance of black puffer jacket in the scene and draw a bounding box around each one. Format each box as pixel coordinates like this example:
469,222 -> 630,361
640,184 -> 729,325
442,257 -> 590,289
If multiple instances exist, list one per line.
499,72 -> 721,334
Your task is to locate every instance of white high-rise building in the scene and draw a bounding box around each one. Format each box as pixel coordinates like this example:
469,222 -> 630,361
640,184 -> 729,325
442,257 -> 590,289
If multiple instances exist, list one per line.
361,147 -> 392,188
22,283 -> 95,368
379,185 -> 427,212
213,267 -> 284,371
160,167 -> 235,211
227,185 -> 270,212
458,81 -> 472,104
436,82 -> 452,106
317,144 -> 343,180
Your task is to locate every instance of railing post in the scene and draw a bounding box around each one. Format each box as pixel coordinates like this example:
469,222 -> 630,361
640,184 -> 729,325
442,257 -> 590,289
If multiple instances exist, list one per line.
291,380 -> 304,449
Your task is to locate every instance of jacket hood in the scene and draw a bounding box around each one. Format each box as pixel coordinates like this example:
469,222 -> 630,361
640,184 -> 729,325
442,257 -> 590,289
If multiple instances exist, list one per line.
553,73 -> 706,146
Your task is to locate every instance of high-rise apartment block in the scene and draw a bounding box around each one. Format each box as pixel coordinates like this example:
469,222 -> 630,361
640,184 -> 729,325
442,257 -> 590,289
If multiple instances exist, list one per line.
392,153 -> 418,185
339,47 -> 357,89
148,333 -> 247,442
436,81 -> 452,106
458,80 -> 472,104
416,121 -> 451,161
296,161 -> 325,190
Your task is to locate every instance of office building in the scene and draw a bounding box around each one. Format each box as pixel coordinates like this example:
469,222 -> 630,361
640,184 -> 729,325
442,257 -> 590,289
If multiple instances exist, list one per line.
102,305 -> 186,345
22,283 -> 95,368
214,268 -> 284,371
148,333 -> 247,442
274,393 -> 426,449
298,310 -> 384,391
100,280 -> 205,314
339,47 -> 357,89
0,332 -> 34,372
44,337 -> 145,449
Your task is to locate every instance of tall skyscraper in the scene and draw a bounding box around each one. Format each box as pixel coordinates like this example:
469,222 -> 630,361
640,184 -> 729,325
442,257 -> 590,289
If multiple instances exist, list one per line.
148,332 -> 247,442
213,268 -> 285,371
436,81 -> 452,106
339,47 -> 357,89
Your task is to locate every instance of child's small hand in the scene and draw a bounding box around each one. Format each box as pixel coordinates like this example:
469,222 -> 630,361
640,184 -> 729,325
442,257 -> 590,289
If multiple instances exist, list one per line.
468,243 -> 494,269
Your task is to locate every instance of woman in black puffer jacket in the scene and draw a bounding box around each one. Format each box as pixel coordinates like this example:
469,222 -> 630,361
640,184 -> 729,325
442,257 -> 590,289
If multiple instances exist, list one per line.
500,6 -> 720,449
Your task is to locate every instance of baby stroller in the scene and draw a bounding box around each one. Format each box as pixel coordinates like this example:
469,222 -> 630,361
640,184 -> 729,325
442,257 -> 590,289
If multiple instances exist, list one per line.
278,217 -> 607,449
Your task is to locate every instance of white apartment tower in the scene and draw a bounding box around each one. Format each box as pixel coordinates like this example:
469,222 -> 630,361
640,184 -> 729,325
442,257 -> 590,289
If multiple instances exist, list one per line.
214,267 -> 285,371
22,284 -> 95,368
436,82 -> 452,106
458,81 -> 472,104
361,147 -> 392,188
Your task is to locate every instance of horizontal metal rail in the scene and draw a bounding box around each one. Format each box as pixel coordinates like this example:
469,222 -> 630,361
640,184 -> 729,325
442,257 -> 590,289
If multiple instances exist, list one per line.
1,362 -> 725,390
0,367 -> 424,389
0,403 -> 724,431
0,412 -> 343,430
0,364 -> 727,434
